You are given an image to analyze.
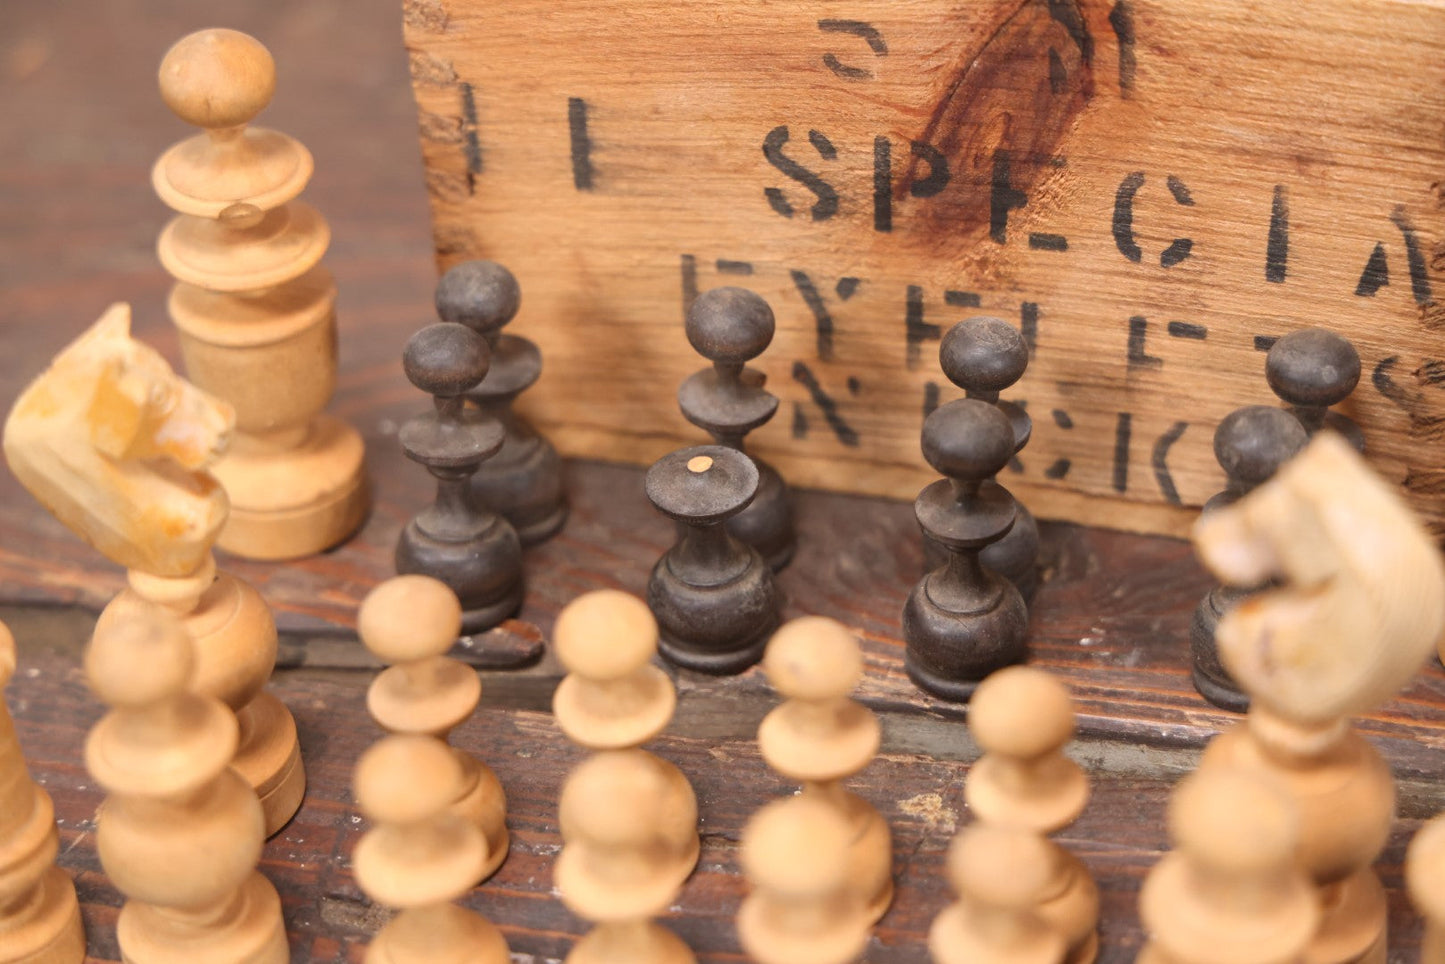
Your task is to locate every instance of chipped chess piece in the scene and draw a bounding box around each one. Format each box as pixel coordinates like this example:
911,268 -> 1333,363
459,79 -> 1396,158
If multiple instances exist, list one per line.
154,28 -> 368,559
396,321 -> 524,632
1266,328 -> 1365,451
928,824 -> 1066,964
1193,432 -> 1445,964
85,605 -> 287,963
5,306 -> 304,837
737,794 -> 871,964
645,445 -> 780,674
434,260 -> 567,545
358,575 -> 509,881
0,619 -> 85,964
903,399 -> 1029,702
353,734 -> 510,964
1189,406 -> 1307,712
555,750 -> 696,964
1406,815 -> 1445,962
923,318 -> 1040,600
1137,767 -> 1317,964
758,616 -> 893,922
678,287 -> 794,571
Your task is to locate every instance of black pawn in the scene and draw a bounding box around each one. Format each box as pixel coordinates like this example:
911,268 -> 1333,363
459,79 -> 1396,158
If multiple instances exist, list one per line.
1190,406 -> 1307,711
903,400 -> 1029,702
1266,328 -> 1365,451
922,317 -> 1040,600
677,287 -> 795,571
645,444 -> 780,674
396,322 -> 524,633
435,260 -> 568,545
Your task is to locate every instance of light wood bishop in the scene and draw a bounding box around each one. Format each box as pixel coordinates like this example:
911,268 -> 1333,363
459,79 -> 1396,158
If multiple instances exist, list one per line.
1407,815 -> 1445,963
929,824 -> 1065,964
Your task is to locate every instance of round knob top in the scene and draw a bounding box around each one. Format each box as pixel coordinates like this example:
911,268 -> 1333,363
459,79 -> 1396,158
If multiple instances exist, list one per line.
1266,329 -> 1362,408
939,317 -> 1029,394
742,795 -> 850,894
554,589 -> 658,680
403,322 -> 490,397
970,666 -> 1075,759
947,824 -> 1053,908
354,734 -> 461,825
358,575 -> 462,663
559,749 -> 667,845
1213,406 -> 1308,490
434,260 -> 522,335
85,604 -> 194,709
921,399 -> 1015,482
1170,767 -> 1298,874
645,445 -> 759,524
158,29 -> 276,130
686,287 -> 776,364
763,616 -> 863,702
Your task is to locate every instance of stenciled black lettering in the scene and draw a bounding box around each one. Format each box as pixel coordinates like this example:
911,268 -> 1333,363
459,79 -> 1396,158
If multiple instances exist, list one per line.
790,269 -> 839,361
568,96 -> 595,191
874,136 -> 892,232
991,151 -> 1028,244
1167,321 -> 1207,340
792,361 -> 861,446
460,82 -> 482,193
762,125 -> 839,221
923,381 -> 940,418
1127,316 -> 1163,370
905,285 -> 943,369
910,141 -> 950,198
1391,206 -> 1434,305
1112,171 -> 1145,262
1151,421 -> 1187,505
818,19 -> 887,80
716,259 -> 753,275
1048,47 -> 1067,94
1029,233 -> 1068,252
1266,185 -> 1289,283
1355,242 -> 1390,297
1113,412 -> 1132,493
945,290 -> 981,308
1108,1 -> 1137,95
679,254 -> 699,321
1020,303 -> 1040,353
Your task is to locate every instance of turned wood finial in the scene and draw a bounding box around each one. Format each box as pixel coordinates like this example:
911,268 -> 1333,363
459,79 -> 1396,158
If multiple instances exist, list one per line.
159,29 -> 275,130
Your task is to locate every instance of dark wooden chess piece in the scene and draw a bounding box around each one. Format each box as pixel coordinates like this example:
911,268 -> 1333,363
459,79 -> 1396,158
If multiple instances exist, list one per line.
1190,405 -> 1307,711
1266,328 -> 1365,451
923,317 -> 1040,600
435,260 -> 568,545
645,444 -> 780,674
396,321 -> 524,633
903,400 -> 1029,702
678,287 -> 795,571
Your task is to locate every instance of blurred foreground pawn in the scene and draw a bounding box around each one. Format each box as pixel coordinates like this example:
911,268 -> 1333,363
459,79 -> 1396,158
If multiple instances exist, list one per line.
1266,328 -> 1365,451
1407,816 -> 1445,962
903,400 -> 1029,701
85,606 -> 286,963
0,620 -> 84,964
966,667 -> 1096,963
154,29 -> 368,558
678,287 -> 794,570
1193,433 -> 1445,964
1137,768 -> 1317,964
353,735 -> 509,964
737,795 -> 870,964
555,751 -> 696,964
646,445 -> 779,673
928,825 -> 1065,964
1189,407 -> 1307,712
396,322 -> 523,632
758,617 -> 893,922
435,261 -> 567,545
358,576 -> 509,881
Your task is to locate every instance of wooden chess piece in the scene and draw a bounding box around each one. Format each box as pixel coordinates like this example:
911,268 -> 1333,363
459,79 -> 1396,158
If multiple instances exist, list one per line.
0,619 -> 85,964
645,445 -> 780,674
1266,328 -> 1365,451
552,590 -> 699,879
1137,767 -> 1317,964
928,824 -> 1065,964
353,734 -> 510,964
85,604 -> 287,963
1406,815 -> 1445,962
5,305 -> 304,837
358,575 -> 509,881
396,321 -> 524,632
678,286 -> 794,570
924,317 -> 1039,599
1189,406 -> 1307,712
154,28 -> 368,559
966,667 -> 1097,963
757,616 -> 893,922
737,794 -> 871,964
1193,432 -> 1445,964
555,750 -> 696,964
434,260 -> 567,545
903,399 -> 1029,701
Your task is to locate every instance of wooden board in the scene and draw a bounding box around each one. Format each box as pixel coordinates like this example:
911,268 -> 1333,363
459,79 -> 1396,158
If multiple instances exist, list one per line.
404,0 -> 1445,538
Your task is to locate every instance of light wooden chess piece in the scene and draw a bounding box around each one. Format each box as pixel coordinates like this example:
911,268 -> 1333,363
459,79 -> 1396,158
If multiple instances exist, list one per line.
928,824 -> 1066,964
966,666 -> 1098,963
737,794 -> 871,964
153,27 -> 368,560
1193,432 -> 1445,964
353,734 -> 510,964
1137,766 -> 1318,964
4,305 -> 304,837
552,590 -> 698,880
555,750 -> 696,964
357,575 -> 509,881
85,604 -> 286,963
0,619 -> 85,964
1407,815 -> 1445,962
757,616 -> 893,922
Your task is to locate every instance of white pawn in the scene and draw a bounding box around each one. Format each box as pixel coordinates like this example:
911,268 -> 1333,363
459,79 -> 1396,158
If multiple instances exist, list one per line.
929,824 -> 1065,964
1407,815 -> 1445,963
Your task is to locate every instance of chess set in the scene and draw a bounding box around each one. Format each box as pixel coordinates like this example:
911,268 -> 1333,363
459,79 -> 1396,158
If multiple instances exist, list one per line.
3,9 -> 1445,964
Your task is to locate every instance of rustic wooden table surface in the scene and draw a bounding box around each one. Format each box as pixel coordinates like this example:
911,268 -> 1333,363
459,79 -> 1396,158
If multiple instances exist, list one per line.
1,2 -> 1441,962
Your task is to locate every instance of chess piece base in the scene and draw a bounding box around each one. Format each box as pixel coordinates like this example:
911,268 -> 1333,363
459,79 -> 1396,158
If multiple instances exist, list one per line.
395,521 -> 523,635
924,502 -> 1041,602
116,871 -> 288,964
469,424 -> 568,547
365,903 -> 509,964
928,903 -> 1066,964
737,893 -> 871,964
1306,870 -> 1387,964
234,692 -> 305,838
1189,587 -> 1249,713
453,752 -> 510,883
902,572 -> 1028,702
725,460 -> 794,572
2,866 -> 85,964
566,920 -> 696,964
649,551 -> 778,675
